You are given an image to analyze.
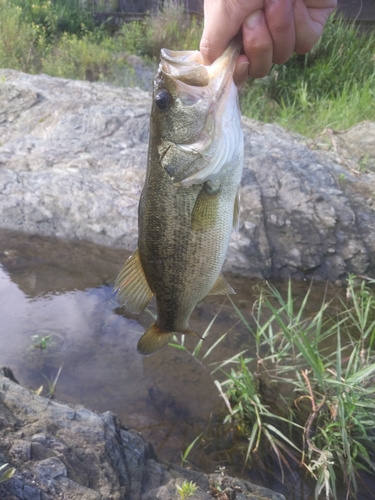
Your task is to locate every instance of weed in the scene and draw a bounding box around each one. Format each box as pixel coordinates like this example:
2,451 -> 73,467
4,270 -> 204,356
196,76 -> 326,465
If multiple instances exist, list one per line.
240,14 -> 375,136
0,0 -> 44,72
144,0 -> 201,57
181,433 -> 202,467
176,480 -> 198,499
41,31 -> 119,81
10,0 -> 95,38
358,155 -> 370,173
31,334 -> 53,350
170,277 -> 375,499
0,3 -> 373,136
219,278 -> 375,499
41,365 -> 63,398
0,464 -> 15,484
117,0 -> 202,58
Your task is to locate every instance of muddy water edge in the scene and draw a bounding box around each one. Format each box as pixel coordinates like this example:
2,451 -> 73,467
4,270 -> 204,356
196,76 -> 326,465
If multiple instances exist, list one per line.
0,228 -> 371,500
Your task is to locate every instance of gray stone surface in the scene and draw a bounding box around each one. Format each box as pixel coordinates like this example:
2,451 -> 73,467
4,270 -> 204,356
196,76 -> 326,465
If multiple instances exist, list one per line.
0,70 -> 374,281
0,369 -> 284,500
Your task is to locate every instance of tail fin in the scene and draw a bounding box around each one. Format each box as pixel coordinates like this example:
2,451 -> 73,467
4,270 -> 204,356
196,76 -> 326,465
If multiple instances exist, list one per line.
137,323 -> 173,355
137,323 -> 198,355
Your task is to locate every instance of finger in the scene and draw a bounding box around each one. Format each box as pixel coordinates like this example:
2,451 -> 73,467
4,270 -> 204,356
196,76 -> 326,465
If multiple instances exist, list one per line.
306,5 -> 337,26
303,0 -> 337,7
264,0 -> 295,64
233,55 -> 250,85
200,0 -> 263,65
242,9 -> 274,78
293,0 -> 336,53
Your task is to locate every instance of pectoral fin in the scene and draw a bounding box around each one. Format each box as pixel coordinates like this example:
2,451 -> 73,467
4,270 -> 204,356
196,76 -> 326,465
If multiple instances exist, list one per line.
191,181 -> 221,231
115,248 -> 154,314
207,273 -> 235,295
159,142 -> 209,184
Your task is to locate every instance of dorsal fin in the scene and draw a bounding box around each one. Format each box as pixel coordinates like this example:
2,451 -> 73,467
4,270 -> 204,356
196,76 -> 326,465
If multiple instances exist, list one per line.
115,248 -> 154,314
207,273 -> 235,295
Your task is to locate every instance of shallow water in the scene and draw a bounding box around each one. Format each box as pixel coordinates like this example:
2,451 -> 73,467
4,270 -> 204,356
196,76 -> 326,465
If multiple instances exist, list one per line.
0,229 -> 373,500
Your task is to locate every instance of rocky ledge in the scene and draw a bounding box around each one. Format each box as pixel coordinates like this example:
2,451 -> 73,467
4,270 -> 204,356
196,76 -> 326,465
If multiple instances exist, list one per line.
0,70 -> 375,281
0,369 -> 283,500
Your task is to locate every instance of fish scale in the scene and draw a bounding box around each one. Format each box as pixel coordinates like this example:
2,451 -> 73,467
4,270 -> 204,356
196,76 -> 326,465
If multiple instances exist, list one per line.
115,40 -> 244,355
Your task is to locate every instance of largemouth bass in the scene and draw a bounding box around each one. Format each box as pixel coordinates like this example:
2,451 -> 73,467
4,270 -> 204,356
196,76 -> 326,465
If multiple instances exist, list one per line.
115,40 -> 244,355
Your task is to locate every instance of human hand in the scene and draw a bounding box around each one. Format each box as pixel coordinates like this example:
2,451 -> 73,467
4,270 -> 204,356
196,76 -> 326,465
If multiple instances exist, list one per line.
200,0 -> 337,84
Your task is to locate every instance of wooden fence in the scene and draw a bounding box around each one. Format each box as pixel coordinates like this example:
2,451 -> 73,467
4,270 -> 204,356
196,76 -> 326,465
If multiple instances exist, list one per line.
90,0 -> 375,30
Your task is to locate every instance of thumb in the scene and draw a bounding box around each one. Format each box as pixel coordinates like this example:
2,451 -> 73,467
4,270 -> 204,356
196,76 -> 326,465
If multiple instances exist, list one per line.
200,0 -> 263,64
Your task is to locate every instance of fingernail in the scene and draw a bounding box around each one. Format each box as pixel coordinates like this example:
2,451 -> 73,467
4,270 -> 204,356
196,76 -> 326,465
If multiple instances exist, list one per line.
237,62 -> 250,75
245,10 -> 263,29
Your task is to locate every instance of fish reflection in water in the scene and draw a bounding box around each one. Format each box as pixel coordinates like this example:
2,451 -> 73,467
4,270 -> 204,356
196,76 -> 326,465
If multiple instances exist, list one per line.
116,40 -> 244,355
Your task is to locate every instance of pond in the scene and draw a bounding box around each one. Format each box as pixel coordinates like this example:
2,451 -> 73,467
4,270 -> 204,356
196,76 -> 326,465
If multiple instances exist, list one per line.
0,229 -> 373,500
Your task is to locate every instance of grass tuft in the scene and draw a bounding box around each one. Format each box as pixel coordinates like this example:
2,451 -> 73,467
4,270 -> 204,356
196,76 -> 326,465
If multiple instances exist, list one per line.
176,480 -> 199,499
170,277 -> 375,499
0,464 -> 15,484
219,277 -> 375,500
117,0 -> 202,58
240,14 -> 375,136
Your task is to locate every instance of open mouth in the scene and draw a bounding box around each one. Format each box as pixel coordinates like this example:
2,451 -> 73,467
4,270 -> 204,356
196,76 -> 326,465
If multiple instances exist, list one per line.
160,38 -> 241,90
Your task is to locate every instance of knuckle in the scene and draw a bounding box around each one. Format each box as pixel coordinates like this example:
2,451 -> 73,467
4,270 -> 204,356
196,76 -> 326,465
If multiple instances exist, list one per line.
249,66 -> 270,79
249,39 -> 273,56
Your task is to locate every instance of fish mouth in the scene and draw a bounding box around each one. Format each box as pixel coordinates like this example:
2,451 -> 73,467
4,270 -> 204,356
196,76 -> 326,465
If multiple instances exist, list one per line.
160,38 -> 241,91
156,39 -> 243,187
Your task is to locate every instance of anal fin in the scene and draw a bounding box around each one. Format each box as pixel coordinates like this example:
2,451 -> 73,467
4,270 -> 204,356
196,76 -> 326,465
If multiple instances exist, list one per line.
115,248 -> 154,314
207,273 -> 235,295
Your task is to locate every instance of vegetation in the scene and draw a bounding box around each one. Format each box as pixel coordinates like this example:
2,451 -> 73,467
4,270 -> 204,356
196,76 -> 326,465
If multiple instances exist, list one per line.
41,365 -> 63,399
240,14 -> 375,136
119,0 -> 202,58
176,480 -> 199,499
30,334 -> 53,350
0,0 -> 202,85
1,1 -> 374,496
0,464 -> 15,484
172,276 -> 375,500
180,433 -> 202,467
0,1 -> 373,136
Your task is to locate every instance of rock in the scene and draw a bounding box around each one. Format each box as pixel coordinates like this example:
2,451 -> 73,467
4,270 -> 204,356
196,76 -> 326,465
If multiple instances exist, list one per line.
0,369 -> 284,500
0,70 -> 374,281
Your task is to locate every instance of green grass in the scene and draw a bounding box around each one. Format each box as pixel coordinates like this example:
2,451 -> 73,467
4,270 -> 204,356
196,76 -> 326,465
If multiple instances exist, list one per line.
0,0 -> 202,85
118,0 -> 202,58
10,0 -> 95,38
240,14 -> 375,136
220,277 -> 375,500
0,2 -> 372,136
0,0 -> 43,73
176,480 -> 199,499
170,277 -> 375,499
0,464 -> 15,484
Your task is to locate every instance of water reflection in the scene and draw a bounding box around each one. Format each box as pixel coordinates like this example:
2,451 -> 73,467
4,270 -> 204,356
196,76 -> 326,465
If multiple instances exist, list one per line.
0,229 -> 373,500
0,230 -> 236,466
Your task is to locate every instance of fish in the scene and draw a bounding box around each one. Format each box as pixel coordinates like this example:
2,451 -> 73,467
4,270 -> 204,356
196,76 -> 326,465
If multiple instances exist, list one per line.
115,39 -> 244,355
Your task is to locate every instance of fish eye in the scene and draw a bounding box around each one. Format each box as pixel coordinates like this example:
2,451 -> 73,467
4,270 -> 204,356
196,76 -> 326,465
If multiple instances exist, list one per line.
155,89 -> 172,110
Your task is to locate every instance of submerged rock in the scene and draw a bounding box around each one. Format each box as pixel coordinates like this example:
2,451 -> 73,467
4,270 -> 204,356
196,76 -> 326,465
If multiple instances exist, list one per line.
0,70 -> 374,281
0,369 -> 284,500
